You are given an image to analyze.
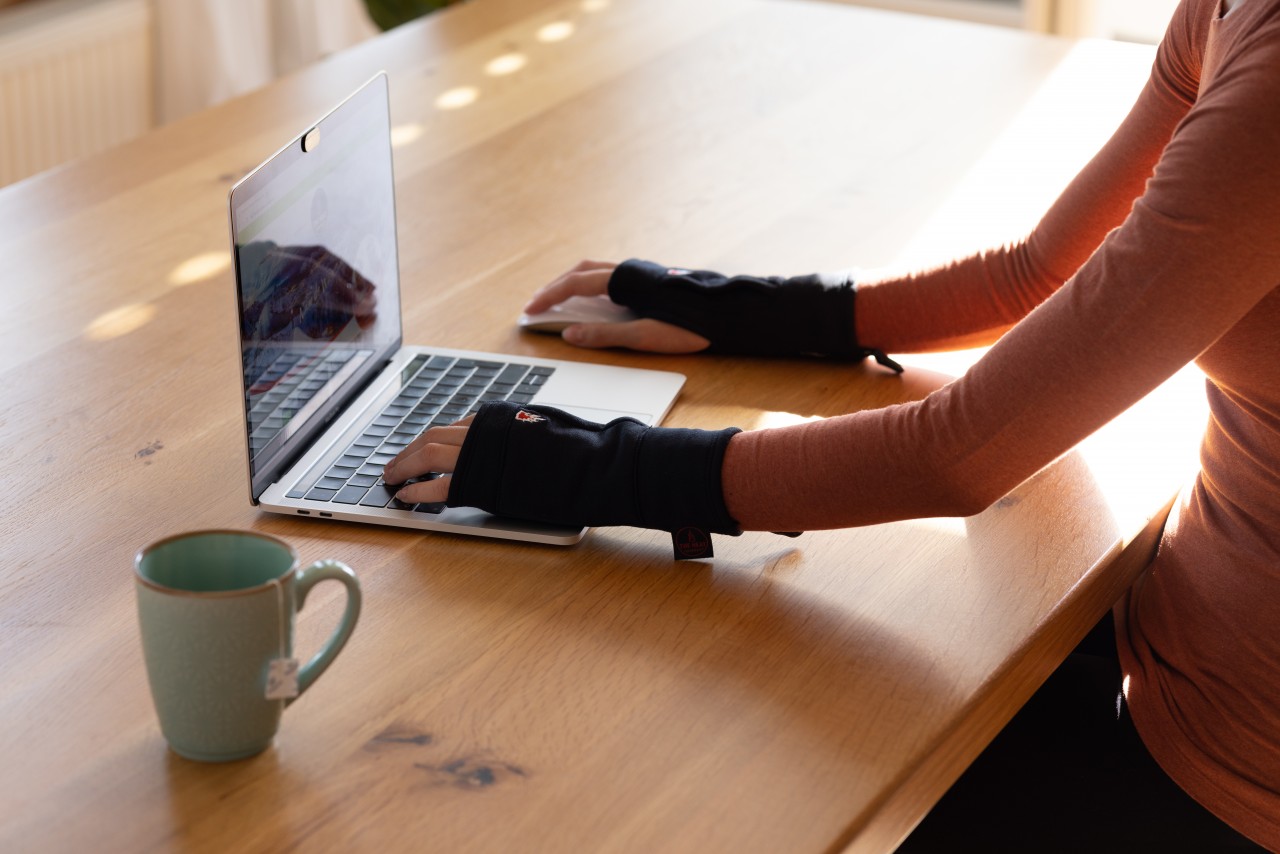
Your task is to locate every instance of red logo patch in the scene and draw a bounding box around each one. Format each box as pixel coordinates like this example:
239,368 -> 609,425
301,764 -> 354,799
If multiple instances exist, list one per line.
515,410 -> 546,423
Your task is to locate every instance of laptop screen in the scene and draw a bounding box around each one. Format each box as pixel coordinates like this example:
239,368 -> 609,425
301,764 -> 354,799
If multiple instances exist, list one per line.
229,73 -> 402,502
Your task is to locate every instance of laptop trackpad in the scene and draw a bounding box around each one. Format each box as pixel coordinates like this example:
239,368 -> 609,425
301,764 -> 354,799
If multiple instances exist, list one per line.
536,403 -> 654,425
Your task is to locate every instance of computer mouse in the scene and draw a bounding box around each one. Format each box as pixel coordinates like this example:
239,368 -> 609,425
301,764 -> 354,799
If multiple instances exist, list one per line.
518,294 -> 638,333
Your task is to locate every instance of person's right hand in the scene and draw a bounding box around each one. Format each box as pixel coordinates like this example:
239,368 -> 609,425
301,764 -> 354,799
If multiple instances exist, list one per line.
523,260 -> 710,354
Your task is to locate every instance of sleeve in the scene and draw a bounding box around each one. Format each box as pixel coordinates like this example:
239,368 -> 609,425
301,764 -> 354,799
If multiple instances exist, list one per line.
721,8 -> 1280,532
851,0 -> 1211,354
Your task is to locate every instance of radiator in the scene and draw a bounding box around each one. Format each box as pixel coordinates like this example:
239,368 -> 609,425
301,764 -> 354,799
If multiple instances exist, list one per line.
0,0 -> 152,187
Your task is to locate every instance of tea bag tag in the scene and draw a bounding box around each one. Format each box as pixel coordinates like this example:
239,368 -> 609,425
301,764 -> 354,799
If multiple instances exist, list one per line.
265,576 -> 299,700
265,657 -> 300,700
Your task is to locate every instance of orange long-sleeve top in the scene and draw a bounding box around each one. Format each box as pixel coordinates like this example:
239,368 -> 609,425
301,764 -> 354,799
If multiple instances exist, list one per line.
721,0 -> 1280,844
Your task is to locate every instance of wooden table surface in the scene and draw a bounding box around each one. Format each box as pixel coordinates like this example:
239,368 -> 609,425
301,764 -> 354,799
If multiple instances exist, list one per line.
0,1 -> 1206,851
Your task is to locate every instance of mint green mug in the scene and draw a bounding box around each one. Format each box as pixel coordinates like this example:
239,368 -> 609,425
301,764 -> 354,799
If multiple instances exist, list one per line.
134,530 -> 361,762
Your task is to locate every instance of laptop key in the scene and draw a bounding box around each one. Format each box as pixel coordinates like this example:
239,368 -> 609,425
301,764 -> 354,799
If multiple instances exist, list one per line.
358,482 -> 399,507
333,485 -> 371,505
496,364 -> 530,384
305,487 -> 338,502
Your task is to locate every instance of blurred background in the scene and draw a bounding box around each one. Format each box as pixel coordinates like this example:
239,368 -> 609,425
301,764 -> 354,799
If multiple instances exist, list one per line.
0,0 -> 1178,189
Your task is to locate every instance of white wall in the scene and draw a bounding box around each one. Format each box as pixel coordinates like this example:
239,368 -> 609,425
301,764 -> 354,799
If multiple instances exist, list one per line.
154,0 -> 379,123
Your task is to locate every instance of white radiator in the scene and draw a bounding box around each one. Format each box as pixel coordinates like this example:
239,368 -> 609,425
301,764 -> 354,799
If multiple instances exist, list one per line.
0,0 -> 152,187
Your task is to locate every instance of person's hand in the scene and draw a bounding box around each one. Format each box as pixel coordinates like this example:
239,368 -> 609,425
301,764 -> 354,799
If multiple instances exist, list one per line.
524,259 -> 710,353
265,244 -> 378,336
384,401 -> 744,539
381,419 -> 471,504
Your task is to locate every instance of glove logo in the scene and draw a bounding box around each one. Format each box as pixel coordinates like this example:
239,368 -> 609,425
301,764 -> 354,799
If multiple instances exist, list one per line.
674,526 -> 712,560
665,268 -> 692,277
515,410 -> 546,424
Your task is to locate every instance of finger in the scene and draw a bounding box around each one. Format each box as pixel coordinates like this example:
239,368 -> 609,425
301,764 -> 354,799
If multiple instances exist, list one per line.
384,418 -> 473,475
561,319 -> 710,354
384,427 -> 467,483
354,291 -> 378,328
384,442 -> 461,485
524,261 -> 616,314
390,423 -> 470,459
394,474 -> 452,505
523,266 -> 613,314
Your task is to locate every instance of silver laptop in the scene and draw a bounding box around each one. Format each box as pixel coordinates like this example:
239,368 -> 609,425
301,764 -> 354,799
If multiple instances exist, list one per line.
227,73 -> 684,545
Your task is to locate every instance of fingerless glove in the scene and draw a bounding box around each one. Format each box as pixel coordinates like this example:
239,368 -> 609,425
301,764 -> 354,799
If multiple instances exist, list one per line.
608,259 -> 902,372
446,402 -> 742,537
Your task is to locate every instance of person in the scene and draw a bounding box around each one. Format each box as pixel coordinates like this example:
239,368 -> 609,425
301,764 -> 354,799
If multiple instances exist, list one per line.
384,0 -> 1279,847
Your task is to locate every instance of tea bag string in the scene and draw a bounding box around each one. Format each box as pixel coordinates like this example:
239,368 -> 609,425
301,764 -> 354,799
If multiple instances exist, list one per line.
271,575 -> 287,660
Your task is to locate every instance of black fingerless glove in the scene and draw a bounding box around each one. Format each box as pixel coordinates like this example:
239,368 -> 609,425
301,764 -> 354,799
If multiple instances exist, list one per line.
447,402 -> 742,539
608,259 -> 902,372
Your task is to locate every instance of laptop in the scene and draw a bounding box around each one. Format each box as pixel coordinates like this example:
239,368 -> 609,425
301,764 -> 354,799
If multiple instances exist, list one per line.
227,72 -> 684,545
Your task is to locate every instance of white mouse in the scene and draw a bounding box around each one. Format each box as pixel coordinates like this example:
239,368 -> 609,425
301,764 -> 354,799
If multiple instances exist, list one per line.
518,294 -> 639,333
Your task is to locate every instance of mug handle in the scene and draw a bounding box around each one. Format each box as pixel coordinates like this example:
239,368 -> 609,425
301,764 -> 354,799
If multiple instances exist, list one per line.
288,559 -> 362,705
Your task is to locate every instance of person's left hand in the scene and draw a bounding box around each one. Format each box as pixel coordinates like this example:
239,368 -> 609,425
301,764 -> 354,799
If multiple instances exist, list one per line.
381,419 -> 472,504
525,259 -> 710,353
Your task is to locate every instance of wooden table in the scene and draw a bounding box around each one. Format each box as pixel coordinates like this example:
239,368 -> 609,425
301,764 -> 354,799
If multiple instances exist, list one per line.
0,1 -> 1205,851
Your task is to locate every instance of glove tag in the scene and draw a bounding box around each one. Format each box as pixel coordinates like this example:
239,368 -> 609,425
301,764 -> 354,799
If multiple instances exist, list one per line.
672,527 -> 714,561
866,348 -> 905,374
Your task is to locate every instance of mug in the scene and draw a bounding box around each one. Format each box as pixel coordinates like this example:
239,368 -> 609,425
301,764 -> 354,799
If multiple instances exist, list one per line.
134,530 -> 361,762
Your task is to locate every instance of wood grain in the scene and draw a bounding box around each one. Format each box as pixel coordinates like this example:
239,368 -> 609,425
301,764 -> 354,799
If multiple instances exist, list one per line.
0,1 -> 1200,851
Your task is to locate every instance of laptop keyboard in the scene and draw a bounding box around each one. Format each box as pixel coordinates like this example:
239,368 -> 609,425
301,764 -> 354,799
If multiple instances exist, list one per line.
247,349 -> 360,456
285,353 -> 554,513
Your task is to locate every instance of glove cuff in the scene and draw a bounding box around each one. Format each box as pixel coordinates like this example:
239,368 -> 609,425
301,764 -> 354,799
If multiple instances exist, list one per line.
636,424 -> 742,535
